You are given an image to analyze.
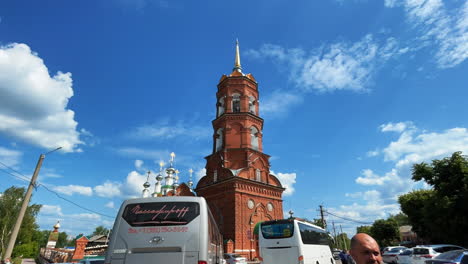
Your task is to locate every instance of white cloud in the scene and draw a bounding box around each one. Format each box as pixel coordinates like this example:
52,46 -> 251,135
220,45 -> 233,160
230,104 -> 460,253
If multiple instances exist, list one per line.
94,181 -> 122,198
0,146 -> 22,167
0,43 -> 84,152
380,121 -> 414,133
53,184 -> 93,196
356,168 -> 396,186
122,170 -> 148,197
386,0 -> 468,68
105,201 -> 115,209
272,171 -> 296,196
247,35 -> 402,93
128,119 -> 210,141
366,149 -> 379,157
40,204 -> 64,216
70,213 -> 101,220
261,90 -> 303,117
339,122 -> 468,234
117,147 -> 171,160
196,168 -> 206,180
382,126 -> 468,165
384,0 -> 398,8
39,168 -> 63,181
135,160 -> 144,170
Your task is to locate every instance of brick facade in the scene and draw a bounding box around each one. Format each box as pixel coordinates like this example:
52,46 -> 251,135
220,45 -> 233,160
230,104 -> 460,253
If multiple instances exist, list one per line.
195,44 -> 285,260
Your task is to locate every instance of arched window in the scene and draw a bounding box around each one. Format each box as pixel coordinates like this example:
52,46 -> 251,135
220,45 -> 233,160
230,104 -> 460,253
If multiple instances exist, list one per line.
215,128 -> 224,152
213,170 -> 218,182
249,96 -> 256,114
232,93 -> 241,113
250,127 -> 259,150
217,97 -> 225,117
256,169 -> 261,181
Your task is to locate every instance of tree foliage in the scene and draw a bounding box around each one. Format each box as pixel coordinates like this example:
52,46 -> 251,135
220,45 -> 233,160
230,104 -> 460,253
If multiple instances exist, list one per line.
335,233 -> 350,250
90,226 -> 110,237
0,186 -> 42,258
356,225 -> 372,235
370,219 -> 399,246
387,213 -> 409,226
399,152 -> 468,246
311,219 -> 325,229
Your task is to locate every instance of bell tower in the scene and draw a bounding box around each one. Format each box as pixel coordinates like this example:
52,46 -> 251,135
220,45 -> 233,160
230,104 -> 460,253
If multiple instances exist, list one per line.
196,40 -> 285,259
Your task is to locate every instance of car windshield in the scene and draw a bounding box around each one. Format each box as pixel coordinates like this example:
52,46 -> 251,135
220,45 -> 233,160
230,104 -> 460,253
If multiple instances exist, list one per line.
389,248 -> 404,252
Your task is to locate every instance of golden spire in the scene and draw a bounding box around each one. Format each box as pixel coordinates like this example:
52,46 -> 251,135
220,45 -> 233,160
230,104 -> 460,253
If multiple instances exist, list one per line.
233,39 -> 242,72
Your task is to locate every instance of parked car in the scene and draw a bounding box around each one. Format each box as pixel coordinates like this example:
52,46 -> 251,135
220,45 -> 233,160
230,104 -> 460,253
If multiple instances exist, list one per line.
333,250 -> 342,260
396,249 -> 413,264
425,250 -> 468,264
224,253 -> 247,264
412,245 -> 466,264
383,247 -> 408,264
79,258 -> 105,264
383,247 -> 408,253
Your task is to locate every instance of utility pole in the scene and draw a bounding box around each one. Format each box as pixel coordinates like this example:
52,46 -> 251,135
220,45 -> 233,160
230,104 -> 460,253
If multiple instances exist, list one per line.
319,205 -> 326,229
4,147 -> 61,260
340,225 -> 347,251
332,221 -> 338,249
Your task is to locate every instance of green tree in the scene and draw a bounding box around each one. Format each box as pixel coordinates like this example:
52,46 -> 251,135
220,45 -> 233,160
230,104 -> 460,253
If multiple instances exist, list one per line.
336,232 -> 351,250
388,213 -> 409,226
356,225 -> 372,235
0,186 -> 42,258
90,226 -> 109,237
399,151 -> 468,246
56,232 -> 69,248
370,219 -> 399,247
311,219 -> 325,229
398,189 -> 434,241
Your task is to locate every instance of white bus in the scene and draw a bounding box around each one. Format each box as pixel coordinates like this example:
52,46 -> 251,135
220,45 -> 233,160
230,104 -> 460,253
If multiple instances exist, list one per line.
259,218 -> 335,264
104,196 -> 223,264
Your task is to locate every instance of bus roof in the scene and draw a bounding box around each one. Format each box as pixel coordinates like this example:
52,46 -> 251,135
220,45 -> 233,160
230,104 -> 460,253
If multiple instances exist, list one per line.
261,218 -> 326,231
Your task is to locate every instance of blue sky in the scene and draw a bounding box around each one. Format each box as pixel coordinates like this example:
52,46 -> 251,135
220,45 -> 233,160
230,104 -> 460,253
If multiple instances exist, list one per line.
1,0 -> 467,238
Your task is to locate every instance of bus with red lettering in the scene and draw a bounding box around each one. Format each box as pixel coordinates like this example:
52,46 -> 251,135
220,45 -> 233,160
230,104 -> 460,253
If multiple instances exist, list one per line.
104,196 -> 223,264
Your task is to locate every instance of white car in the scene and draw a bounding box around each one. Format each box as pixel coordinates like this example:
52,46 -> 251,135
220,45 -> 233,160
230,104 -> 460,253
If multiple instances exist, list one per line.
412,245 -> 466,264
383,247 -> 408,264
224,253 -> 247,264
396,249 -> 413,264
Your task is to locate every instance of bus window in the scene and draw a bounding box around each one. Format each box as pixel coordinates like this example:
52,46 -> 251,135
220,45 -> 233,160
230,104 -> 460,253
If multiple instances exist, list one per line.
122,202 -> 200,226
298,222 -> 330,245
261,220 -> 294,239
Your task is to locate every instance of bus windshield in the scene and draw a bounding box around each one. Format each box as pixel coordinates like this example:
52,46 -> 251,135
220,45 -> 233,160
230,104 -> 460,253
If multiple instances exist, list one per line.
298,222 -> 330,245
122,201 -> 200,226
261,220 -> 294,239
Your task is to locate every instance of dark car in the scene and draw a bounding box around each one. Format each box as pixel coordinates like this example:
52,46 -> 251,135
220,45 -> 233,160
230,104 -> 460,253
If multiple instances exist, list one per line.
425,250 -> 468,264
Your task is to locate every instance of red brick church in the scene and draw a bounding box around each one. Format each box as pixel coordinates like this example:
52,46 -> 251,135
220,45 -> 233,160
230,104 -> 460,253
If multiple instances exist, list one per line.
195,41 -> 285,259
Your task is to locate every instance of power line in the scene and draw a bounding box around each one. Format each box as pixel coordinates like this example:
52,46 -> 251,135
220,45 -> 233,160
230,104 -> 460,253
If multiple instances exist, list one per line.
325,210 -> 373,225
0,162 -> 114,219
0,160 -> 30,177
0,166 -> 30,183
37,183 -> 115,219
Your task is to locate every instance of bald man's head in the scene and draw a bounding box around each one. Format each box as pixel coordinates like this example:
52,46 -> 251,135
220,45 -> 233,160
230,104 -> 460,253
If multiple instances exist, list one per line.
349,233 -> 382,264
